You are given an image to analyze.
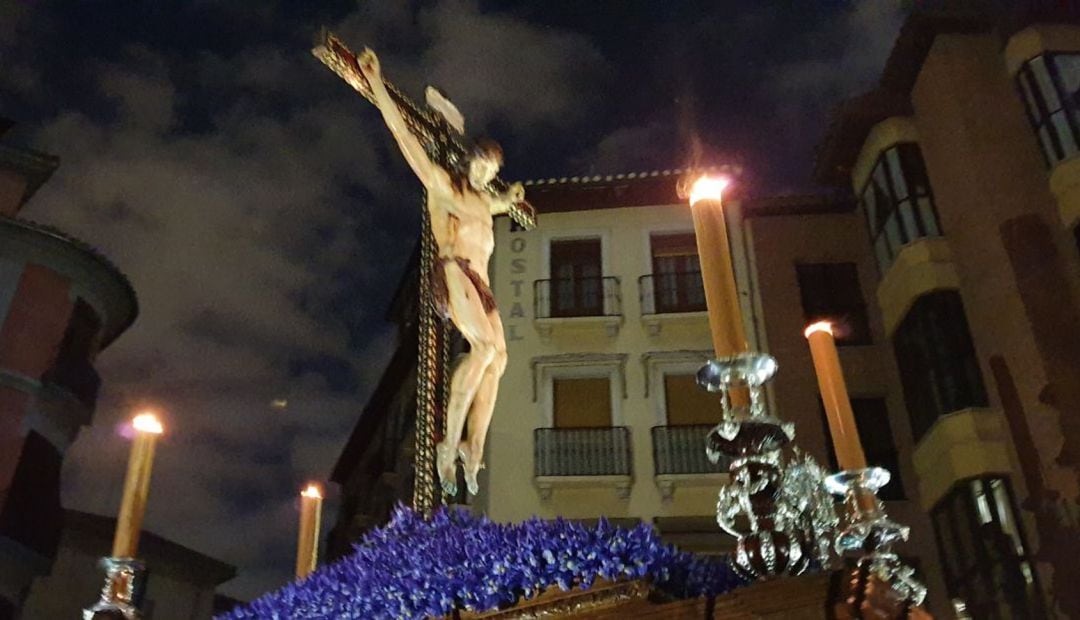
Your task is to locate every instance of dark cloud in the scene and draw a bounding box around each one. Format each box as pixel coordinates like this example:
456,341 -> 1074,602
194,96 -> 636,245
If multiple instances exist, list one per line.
576,121 -> 677,174
419,0 -> 607,130
763,0 -> 904,188
329,0 -> 608,147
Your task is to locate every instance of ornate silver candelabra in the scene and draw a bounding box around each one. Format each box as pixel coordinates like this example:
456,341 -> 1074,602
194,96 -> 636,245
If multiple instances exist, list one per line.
700,351 -> 926,612
699,352 -> 836,580
82,557 -> 147,620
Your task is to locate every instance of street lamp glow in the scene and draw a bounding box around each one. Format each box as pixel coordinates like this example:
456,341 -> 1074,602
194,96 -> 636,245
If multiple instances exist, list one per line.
301,483 -> 323,499
131,413 -> 164,435
689,175 -> 730,207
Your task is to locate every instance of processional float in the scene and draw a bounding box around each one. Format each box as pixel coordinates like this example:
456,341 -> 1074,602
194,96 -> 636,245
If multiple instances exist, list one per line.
306,30 -> 929,618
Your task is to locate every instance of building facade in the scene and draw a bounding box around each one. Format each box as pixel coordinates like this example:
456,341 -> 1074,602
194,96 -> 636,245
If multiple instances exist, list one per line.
481,171 -> 951,611
483,171 -> 739,542
330,10 -> 1080,618
814,8 -> 1080,618
0,123 -> 138,616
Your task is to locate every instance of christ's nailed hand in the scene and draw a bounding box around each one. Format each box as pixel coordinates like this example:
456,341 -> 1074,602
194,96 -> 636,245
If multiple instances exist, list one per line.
508,182 -> 525,203
359,47 -> 380,78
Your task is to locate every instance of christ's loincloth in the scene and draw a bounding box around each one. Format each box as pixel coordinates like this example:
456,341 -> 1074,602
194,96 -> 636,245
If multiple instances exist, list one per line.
430,256 -> 498,320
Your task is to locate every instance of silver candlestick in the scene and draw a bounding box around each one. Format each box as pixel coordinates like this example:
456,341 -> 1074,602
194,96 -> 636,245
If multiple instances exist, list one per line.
700,352 -> 837,580
826,467 -> 927,607
83,557 -> 147,620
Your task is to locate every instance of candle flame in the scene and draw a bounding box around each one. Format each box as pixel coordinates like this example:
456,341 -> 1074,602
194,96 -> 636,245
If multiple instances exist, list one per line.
301,483 -> 323,499
689,175 -> 730,207
804,320 -> 834,338
132,412 -> 164,435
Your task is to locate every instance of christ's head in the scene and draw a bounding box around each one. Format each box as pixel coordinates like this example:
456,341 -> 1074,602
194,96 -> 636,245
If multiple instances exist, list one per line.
468,137 -> 503,189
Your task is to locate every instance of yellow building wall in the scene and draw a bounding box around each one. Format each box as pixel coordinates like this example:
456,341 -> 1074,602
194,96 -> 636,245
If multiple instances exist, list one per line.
912,30 -> 1080,502
482,202 -> 730,526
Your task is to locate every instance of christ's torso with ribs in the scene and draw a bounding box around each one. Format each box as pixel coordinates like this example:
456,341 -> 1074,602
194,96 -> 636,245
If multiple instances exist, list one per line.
427,186 -> 495,283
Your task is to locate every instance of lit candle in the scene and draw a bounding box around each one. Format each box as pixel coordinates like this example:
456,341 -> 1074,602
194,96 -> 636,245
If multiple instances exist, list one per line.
804,321 -> 867,471
112,412 -> 164,558
689,176 -> 750,407
296,483 -> 323,579
688,175 -> 748,357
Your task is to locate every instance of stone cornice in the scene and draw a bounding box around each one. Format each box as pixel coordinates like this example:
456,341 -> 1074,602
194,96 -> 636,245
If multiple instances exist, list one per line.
0,216 -> 137,347
0,144 -> 59,207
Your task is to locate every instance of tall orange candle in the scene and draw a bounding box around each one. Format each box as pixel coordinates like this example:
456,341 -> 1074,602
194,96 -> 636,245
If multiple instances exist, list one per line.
112,412 -> 164,558
689,176 -> 749,358
804,321 -> 867,471
296,483 -> 323,579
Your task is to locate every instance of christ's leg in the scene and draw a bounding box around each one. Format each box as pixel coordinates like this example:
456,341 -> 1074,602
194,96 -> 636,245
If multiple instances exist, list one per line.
460,311 -> 506,495
438,262 -> 497,496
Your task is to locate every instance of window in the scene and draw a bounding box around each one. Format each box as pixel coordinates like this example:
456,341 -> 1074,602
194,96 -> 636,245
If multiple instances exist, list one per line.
819,397 -> 905,500
649,233 -> 705,313
930,476 -> 1045,619
795,263 -> 872,345
859,143 -> 942,272
537,372 -> 629,482
1016,53 -> 1080,167
663,373 -> 720,426
549,238 -> 603,317
893,291 -> 988,442
553,377 -> 612,428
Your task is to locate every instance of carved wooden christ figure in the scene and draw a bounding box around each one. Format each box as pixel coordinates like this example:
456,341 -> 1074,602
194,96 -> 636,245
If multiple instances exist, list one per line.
358,48 -> 523,496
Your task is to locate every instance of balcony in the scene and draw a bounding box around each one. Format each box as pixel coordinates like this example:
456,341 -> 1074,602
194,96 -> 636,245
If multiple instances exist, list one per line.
651,425 -> 731,500
533,277 -> 622,338
534,427 -> 632,499
638,273 -> 708,336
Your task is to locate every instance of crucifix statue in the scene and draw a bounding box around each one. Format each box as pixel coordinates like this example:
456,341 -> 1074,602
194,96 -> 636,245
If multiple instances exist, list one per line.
313,32 -> 535,508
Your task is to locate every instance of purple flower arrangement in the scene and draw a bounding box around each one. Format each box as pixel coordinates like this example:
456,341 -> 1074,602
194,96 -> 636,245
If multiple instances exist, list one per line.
220,505 -> 746,619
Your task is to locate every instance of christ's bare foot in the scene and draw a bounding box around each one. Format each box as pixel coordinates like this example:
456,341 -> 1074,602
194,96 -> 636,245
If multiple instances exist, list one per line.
436,441 -> 458,496
458,443 -> 482,495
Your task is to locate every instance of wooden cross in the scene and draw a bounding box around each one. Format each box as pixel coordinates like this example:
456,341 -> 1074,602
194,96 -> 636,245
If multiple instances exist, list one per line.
313,31 -> 535,514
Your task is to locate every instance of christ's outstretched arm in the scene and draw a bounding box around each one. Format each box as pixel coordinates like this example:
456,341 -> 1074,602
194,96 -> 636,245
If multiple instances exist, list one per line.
358,48 -> 446,193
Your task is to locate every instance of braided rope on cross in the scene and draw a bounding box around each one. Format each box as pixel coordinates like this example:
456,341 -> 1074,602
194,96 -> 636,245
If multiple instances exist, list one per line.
313,32 -> 534,514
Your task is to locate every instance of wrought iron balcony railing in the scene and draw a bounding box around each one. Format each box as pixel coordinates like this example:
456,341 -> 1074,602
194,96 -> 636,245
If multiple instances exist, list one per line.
652,425 -> 732,475
534,427 -> 632,477
638,272 -> 707,315
534,277 -> 621,319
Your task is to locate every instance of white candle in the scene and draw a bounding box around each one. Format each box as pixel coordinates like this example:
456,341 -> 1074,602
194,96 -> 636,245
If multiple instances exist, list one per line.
805,321 -> 867,471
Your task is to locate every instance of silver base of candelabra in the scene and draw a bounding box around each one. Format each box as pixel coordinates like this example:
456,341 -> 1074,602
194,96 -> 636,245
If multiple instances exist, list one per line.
82,557 -> 146,620
826,467 -> 927,607
702,352 -> 837,581
700,352 -> 930,609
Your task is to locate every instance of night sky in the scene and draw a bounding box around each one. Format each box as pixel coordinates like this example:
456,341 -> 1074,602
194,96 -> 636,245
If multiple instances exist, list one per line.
0,0 -> 903,599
